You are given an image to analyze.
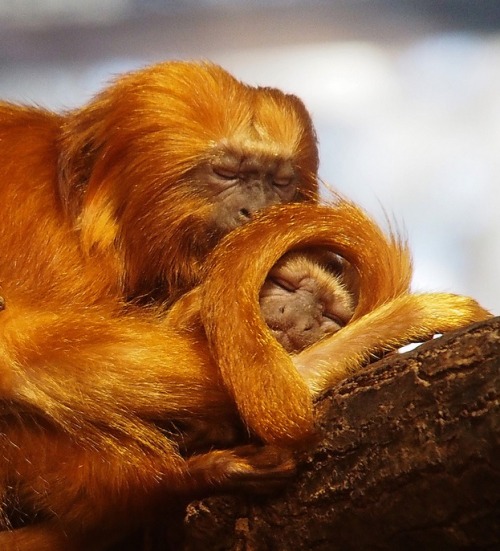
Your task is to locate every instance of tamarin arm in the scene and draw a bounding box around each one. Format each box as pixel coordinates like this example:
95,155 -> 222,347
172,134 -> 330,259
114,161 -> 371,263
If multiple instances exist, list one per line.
294,292 -> 492,393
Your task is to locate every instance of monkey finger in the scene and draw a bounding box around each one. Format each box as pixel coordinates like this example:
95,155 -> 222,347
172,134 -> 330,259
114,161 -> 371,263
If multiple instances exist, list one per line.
224,444 -> 298,494
185,444 -> 296,495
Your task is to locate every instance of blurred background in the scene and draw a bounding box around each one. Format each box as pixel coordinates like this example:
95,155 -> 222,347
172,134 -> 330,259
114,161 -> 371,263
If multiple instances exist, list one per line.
1,0 -> 499,313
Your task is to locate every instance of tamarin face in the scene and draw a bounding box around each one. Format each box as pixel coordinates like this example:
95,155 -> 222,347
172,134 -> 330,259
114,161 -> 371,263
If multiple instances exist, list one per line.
260,250 -> 354,353
195,148 -> 301,234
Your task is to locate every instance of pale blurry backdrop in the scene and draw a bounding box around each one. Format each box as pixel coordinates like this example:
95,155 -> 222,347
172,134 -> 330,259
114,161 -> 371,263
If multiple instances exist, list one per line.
1,1 -> 499,313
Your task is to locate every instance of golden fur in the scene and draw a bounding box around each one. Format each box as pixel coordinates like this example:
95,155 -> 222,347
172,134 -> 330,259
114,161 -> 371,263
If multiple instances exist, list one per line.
0,61 -> 490,550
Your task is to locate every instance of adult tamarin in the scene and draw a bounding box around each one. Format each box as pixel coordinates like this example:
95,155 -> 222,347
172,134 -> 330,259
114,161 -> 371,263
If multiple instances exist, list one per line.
0,59 -> 490,549
0,59 -> 318,550
0,60 -> 318,310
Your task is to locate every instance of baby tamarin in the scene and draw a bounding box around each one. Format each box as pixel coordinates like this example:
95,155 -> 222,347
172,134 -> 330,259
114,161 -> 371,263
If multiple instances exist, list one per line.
259,250 -> 355,354
176,249 -> 356,454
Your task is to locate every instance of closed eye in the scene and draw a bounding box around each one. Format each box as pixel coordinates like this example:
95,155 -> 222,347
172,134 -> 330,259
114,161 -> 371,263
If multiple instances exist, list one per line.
272,177 -> 293,187
269,277 -> 297,293
323,312 -> 348,327
213,166 -> 238,180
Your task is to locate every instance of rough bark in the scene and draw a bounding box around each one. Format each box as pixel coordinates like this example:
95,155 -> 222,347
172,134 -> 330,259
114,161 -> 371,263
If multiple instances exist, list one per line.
181,316 -> 500,551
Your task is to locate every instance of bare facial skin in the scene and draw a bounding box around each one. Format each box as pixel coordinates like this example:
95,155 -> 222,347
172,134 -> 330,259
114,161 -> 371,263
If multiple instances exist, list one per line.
260,250 -> 355,353
197,150 -> 301,234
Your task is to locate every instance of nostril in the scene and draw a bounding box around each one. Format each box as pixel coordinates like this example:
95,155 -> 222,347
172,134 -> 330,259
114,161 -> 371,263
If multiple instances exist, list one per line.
239,208 -> 251,219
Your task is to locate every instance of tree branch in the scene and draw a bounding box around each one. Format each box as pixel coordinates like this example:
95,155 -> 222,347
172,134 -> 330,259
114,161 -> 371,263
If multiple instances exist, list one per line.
182,316 -> 500,550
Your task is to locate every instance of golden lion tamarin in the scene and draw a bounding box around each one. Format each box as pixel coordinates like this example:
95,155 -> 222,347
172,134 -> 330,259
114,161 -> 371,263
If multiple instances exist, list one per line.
0,198 -> 490,550
0,60 -> 318,309
0,59 -> 490,549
